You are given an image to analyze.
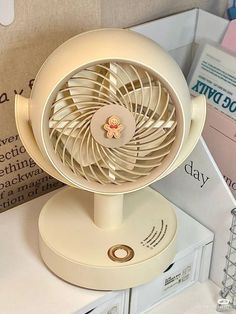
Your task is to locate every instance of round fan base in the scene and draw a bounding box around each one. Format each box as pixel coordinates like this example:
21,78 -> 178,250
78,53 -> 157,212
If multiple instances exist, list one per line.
39,187 -> 177,290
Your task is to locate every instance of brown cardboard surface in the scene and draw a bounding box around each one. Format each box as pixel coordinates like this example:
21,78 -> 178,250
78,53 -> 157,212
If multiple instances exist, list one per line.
0,0 -> 228,211
100,0 -> 227,28
0,0 -> 101,212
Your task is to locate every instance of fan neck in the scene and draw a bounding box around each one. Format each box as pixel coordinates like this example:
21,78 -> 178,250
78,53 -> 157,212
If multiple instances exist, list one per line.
94,193 -> 123,229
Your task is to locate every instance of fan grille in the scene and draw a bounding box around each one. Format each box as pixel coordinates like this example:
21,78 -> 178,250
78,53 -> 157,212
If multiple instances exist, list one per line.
48,62 -> 177,186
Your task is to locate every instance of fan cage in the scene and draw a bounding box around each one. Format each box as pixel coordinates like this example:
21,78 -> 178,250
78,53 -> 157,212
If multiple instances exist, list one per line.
46,60 -> 181,190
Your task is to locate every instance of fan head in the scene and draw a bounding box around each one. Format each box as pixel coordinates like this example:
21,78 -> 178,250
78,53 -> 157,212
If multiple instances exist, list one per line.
21,29 -> 204,194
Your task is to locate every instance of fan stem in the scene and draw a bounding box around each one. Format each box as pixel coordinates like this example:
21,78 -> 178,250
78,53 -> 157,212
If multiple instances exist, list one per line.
93,194 -> 124,229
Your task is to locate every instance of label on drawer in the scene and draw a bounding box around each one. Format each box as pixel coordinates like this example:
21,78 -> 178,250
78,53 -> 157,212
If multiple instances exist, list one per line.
163,264 -> 192,292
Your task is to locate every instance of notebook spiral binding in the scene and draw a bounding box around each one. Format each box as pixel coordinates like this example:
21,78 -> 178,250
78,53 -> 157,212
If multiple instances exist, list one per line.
217,208 -> 236,312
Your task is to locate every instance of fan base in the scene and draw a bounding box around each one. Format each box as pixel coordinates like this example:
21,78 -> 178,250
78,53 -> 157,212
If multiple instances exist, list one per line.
39,187 -> 177,290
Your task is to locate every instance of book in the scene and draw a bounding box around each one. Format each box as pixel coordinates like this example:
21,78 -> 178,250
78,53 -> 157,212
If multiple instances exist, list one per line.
188,42 -> 236,120
188,42 -> 236,199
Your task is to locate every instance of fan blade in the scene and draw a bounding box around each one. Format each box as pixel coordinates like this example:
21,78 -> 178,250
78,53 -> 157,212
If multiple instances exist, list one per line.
122,86 -> 168,118
50,90 -> 79,121
67,66 -> 106,104
60,134 -> 102,167
107,63 -> 147,89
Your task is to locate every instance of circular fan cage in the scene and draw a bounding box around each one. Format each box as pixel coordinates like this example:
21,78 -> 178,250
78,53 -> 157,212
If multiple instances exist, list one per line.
48,60 -> 180,192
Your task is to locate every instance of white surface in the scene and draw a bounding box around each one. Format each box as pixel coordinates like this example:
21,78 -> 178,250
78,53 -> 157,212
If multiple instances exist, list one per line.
0,190 -> 124,314
146,281 -> 221,314
131,9 -> 197,75
132,9 -> 229,51
131,9 -> 197,51
174,204 -> 213,259
195,10 -> 229,44
0,0 -> 14,26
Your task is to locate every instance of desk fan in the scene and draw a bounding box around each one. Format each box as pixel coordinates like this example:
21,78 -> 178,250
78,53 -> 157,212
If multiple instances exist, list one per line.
15,29 -> 206,290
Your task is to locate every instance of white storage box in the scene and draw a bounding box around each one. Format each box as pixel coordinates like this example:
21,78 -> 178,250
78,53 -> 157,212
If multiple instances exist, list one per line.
76,295 -> 128,314
131,9 -> 229,76
131,9 -> 236,288
129,204 -> 213,314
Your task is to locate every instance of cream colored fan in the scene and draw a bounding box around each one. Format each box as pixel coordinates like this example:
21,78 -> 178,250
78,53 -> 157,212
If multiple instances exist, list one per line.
15,29 -> 206,290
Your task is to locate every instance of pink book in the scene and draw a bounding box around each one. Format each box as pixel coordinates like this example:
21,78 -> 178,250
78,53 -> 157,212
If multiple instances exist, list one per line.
202,105 -> 236,198
188,42 -> 236,199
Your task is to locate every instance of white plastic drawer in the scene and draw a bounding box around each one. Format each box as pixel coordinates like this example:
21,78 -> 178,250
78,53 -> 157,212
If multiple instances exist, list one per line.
130,248 -> 202,314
